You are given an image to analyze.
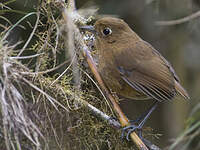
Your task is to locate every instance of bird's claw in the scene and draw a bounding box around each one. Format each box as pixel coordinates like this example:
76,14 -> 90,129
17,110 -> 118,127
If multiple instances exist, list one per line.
121,124 -> 142,141
121,102 -> 158,141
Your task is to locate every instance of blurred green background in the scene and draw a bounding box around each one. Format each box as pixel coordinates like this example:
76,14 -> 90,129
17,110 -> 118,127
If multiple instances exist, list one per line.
1,0 -> 200,148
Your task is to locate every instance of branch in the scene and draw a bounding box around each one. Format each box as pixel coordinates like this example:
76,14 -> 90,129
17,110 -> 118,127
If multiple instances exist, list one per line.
155,10 -> 200,26
80,98 -> 121,129
81,97 -> 161,150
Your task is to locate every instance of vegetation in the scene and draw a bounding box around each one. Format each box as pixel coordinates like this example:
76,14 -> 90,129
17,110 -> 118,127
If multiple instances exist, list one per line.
0,0 -> 199,150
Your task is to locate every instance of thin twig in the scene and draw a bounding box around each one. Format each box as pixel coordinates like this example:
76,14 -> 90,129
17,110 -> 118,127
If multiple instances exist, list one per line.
20,59 -> 70,75
50,54 -> 76,86
10,53 -> 44,59
1,12 -> 38,42
80,68 -> 114,115
50,11 -> 60,68
17,12 -> 40,56
22,77 -> 68,111
155,10 -> 200,26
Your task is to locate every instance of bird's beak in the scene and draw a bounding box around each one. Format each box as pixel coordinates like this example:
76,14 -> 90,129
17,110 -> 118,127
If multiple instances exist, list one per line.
79,25 -> 96,34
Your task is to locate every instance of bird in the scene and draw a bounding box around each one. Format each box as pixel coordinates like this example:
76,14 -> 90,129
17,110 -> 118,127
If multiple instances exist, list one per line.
80,17 -> 190,140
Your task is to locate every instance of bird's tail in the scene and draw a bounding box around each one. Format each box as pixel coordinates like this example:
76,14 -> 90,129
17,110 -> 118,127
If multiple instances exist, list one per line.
175,80 -> 190,99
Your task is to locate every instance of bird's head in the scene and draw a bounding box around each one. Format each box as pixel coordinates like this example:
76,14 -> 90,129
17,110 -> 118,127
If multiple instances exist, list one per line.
80,17 -> 137,45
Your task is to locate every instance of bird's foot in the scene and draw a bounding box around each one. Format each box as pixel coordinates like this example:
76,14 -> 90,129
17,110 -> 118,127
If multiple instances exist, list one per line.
121,121 -> 143,141
121,101 -> 158,141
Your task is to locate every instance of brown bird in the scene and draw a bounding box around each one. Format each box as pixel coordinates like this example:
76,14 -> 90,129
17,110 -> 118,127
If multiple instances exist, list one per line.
80,17 -> 189,139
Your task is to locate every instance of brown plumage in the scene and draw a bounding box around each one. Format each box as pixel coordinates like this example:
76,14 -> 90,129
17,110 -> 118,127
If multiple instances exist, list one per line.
90,17 -> 189,102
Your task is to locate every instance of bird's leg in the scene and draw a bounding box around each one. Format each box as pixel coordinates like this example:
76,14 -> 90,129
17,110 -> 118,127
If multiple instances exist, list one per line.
130,101 -> 158,124
129,110 -> 148,125
121,101 -> 158,141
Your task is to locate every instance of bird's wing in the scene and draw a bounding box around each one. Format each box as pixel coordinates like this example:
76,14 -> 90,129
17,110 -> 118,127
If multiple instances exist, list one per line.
115,40 -> 176,101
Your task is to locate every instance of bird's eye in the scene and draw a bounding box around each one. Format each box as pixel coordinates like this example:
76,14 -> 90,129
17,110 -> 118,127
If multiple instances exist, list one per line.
102,27 -> 112,36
